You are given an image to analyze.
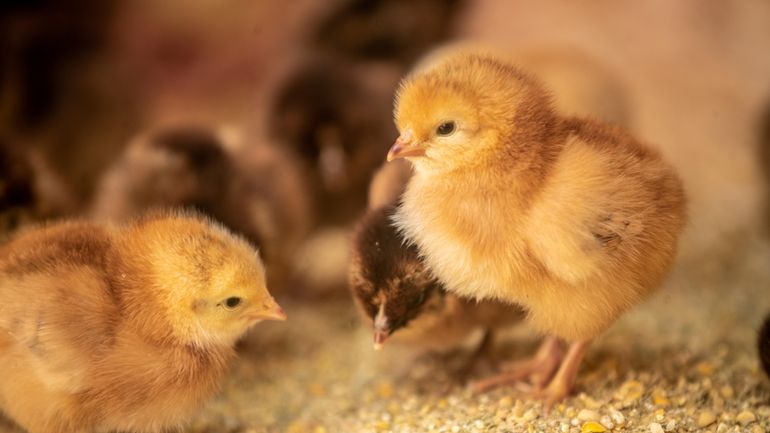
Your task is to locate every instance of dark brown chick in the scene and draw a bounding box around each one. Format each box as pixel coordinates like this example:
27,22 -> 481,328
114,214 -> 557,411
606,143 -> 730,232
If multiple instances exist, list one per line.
0,139 -> 74,233
312,0 -> 466,65
269,57 -> 397,224
91,125 -> 311,290
350,206 -> 522,354
350,160 -> 522,352
0,139 -> 36,231
350,206 -> 443,348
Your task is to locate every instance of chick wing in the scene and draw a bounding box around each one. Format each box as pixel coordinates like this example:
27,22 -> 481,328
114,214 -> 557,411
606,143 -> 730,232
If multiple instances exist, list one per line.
0,227 -> 119,393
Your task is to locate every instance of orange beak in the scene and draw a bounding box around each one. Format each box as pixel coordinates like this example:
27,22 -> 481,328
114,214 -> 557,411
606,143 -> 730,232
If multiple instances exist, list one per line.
387,131 -> 425,161
248,298 -> 287,322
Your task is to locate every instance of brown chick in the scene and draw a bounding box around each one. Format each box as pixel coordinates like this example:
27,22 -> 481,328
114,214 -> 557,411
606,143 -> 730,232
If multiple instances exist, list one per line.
351,159 -> 522,353
311,0 -> 466,65
350,206 -> 520,353
0,211 -> 285,433
0,139 -> 75,233
269,57 -> 397,225
389,51 -> 686,404
91,125 -> 311,291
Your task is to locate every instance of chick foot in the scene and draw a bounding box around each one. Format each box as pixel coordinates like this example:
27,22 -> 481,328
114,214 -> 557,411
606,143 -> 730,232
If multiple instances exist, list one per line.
470,336 -> 563,392
533,340 -> 590,410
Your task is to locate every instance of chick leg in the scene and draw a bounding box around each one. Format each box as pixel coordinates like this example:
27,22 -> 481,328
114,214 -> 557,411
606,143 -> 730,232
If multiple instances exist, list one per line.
535,340 -> 590,408
470,336 -> 563,392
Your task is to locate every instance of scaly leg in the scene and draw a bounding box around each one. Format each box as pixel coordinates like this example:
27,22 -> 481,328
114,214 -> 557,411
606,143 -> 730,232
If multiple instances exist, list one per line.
535,339 -> 591,409
471,336 -> 563,392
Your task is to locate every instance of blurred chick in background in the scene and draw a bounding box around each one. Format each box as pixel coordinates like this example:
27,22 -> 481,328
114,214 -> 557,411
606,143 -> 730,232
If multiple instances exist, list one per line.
91,125 -> 311,292
269,57 -> 397,225
350,159 -> 523,355
0,139 -> 75,233
312,0 -> 466,65
0,0 -> 140,204
391,51 -> 686,404
269,58 -> 398,298
0,212 -> 285,433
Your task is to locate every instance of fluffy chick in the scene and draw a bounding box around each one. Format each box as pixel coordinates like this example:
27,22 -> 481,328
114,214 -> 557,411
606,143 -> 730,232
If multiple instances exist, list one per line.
0,138 -> 36,231
0,212 -> 285,433
91,125 -> 310,290
350,206 -> 519,352
760,313 -> 770,380
390,51 -> 686,404
351,159 -> 522,352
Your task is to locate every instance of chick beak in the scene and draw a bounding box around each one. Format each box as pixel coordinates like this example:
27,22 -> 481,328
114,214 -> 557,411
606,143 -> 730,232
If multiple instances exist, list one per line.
248,298 -> 287,322
387,131 -> 425,161
373,302 -> 389,350
373,328 -> 389,351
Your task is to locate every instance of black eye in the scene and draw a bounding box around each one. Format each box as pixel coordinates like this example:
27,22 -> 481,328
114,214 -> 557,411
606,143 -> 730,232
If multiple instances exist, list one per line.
436,121 -> 455,136
224,297 -> 242,309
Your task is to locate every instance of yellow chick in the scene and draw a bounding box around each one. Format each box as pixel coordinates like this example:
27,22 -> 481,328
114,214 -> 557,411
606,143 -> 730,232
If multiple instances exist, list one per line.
389,51 -> 686,404
0,212 -> 285,433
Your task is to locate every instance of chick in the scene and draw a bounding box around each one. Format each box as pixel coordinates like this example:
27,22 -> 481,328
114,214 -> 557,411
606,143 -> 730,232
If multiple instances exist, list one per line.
312,0 -> 466,65
0,139 -> 75,233
760,313 -> 770,380
0,211 -> 285,433
91,125 -> 311,291
350,205 -> 520,353
389,51 -> 686,404
269,57 -> 397,224
0,138 -> 36,231
350,159 -> 522,354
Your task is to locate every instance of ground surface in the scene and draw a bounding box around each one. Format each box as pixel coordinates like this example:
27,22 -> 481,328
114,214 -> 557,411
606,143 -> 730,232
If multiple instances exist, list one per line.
174,238 -> 770,433
0,243 -> 768,433
184,238 -> 770,433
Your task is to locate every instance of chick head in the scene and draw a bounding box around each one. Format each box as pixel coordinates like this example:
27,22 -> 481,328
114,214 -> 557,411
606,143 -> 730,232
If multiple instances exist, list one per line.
390,51 -> 555,173
123,212 -> 285,347
350,208 -> 443,349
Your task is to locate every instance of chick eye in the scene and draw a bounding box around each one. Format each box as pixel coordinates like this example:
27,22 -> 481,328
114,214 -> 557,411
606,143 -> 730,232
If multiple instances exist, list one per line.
436,121 -> 456,136
224,297 -> 242,309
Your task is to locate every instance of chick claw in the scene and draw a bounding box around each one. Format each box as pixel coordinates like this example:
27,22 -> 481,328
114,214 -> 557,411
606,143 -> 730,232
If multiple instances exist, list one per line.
470,336 -> 563,393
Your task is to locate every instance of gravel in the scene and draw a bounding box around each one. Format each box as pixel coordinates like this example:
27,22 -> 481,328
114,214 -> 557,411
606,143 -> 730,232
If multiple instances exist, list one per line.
1,238 -> 769,433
